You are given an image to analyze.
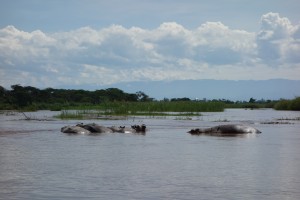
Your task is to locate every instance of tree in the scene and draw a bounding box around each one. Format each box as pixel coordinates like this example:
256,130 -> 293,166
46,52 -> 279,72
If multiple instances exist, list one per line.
171,97 -> 191,101
106,88 -> 126,101
10,84 -> 33,107
249,97 -> 256,103
136,91 -> 150,102
0,86 -> 5,102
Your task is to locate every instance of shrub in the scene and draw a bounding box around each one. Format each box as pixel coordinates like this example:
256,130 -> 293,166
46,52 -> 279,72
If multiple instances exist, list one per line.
274,97 -> 300,111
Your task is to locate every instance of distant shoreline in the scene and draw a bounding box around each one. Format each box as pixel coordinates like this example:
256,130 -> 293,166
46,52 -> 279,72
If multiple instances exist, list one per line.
1,85 -> 299,112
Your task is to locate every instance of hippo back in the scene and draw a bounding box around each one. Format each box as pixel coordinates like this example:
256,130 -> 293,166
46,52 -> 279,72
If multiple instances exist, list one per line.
61,125 -> 91,135
214,124 -> 261,134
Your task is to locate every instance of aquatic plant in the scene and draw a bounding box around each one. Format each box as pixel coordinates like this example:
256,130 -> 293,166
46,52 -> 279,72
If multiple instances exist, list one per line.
277,117 -> 300,121
58,110 -> 85,119
55,101 -> 224,119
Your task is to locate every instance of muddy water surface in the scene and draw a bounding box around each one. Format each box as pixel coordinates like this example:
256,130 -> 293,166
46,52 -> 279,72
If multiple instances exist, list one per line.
1,109 -> 300,200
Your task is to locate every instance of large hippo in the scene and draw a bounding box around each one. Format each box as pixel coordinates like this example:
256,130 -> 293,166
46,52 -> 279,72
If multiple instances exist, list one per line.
61,125 -> 91,135
188,124 -> 261,136
76,123 -> 113,134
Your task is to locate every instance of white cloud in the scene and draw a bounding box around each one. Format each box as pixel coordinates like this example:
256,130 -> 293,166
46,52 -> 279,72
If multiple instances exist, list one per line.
257,12 -> 300,63
0,12 -> 300,88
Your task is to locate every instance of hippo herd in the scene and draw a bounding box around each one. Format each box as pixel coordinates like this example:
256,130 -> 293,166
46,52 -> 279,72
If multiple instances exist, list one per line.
61,123 -> 261,136
61,123 -> 146,135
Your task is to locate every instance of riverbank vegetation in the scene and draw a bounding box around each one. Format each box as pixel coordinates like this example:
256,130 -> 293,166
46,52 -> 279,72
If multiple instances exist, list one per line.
0,85 -> 299,116
274,97 -> 300,111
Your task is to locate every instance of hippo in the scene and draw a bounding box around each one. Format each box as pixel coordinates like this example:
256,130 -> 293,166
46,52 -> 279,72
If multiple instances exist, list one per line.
76,123 -> 113,134
108,126 -> 134,133
109,126 -> 123,133
188,124 -> 261,136
131,124 -> 147,133
119,126 -> 137,133
61,125 -> 91,135
109,124 -> 146,134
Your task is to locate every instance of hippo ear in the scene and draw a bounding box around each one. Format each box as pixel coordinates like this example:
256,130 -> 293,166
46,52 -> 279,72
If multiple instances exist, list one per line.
142,125 -> 146,130
257,129 -> 262,133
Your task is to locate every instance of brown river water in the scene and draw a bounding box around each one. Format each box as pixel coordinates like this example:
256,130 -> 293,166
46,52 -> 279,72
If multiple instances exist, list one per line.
0,109 -> 300,200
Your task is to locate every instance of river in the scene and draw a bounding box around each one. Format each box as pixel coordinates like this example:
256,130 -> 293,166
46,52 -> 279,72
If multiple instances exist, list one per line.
0,109 -> 300,200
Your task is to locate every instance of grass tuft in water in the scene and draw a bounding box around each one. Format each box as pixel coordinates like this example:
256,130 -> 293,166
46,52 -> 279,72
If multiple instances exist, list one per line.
55,101 -> 224,119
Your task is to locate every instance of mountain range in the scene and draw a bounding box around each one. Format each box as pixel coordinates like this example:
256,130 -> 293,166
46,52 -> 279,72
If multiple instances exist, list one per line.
105,79 -> 300,101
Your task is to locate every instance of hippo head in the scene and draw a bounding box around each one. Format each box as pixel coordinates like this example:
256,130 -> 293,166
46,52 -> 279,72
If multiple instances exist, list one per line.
131,124 -> 147,132
188,128 -> 205,135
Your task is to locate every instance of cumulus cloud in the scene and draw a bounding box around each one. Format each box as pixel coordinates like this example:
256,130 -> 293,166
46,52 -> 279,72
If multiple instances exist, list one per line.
0,12 -> 299,88
257,12 -> 300,63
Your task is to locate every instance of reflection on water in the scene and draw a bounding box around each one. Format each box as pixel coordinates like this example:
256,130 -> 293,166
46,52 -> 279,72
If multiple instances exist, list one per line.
0,109 -> 300,200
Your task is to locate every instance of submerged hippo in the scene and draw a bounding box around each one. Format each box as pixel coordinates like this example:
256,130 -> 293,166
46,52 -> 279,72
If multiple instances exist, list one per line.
188,124 -> 261,136
110,124 -> 147,134
131,124 -> 147,133
76,123 -> 113,134
61,125 -> 91,135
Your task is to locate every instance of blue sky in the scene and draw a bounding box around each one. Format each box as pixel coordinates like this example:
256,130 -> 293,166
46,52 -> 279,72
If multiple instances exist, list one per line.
1,0 -> 299,32
0,0 -> 300,94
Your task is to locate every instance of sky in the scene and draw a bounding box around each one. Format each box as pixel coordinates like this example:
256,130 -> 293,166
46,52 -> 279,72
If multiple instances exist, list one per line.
0,0 -> 300,94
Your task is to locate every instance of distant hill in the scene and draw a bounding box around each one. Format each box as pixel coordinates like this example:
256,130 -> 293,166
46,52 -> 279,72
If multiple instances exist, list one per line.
105,79 -> 300,101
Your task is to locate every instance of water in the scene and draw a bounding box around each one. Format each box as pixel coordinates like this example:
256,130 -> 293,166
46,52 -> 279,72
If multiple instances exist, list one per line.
1,109 -> 300,200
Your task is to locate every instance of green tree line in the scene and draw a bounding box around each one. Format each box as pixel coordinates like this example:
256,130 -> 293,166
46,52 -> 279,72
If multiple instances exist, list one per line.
0,84 -> 299,111
0,84 -> 151,110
